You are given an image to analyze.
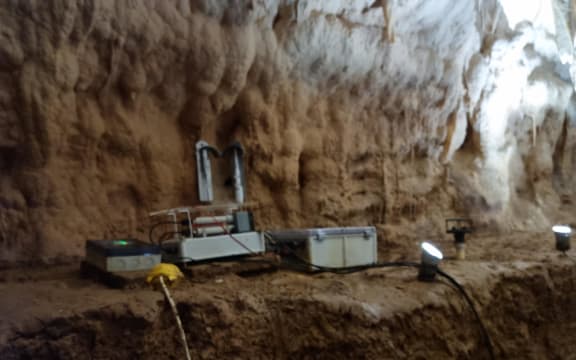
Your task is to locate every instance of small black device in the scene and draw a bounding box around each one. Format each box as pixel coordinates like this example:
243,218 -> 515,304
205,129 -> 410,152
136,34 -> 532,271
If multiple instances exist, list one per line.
446,218 -> 473,243
446,218 -> 473,260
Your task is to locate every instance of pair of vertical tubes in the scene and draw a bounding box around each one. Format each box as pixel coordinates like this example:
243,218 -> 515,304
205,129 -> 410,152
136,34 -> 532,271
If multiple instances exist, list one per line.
196,141 -> 245,204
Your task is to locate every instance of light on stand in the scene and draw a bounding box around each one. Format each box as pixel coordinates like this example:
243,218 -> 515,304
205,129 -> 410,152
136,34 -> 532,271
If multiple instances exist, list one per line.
446,218 -> 472,260
552,225 -> 571,252
418,242 -> 443,282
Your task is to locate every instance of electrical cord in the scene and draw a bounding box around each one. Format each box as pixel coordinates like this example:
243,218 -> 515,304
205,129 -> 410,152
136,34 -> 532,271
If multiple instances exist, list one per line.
155,233 -> 199,264
213,218 -> 262,256
149,221 -> 180,245
165,225 -> 495,359
157,231 -> 183,245
233,249 -> 419,276
437,269 -> 495,360
235,251 -> 496,359
286,253 -> 419,274
163,222 -> 492,359
272,245 -> 496,359
159,241 -> 198,264
170,227 -> 495,358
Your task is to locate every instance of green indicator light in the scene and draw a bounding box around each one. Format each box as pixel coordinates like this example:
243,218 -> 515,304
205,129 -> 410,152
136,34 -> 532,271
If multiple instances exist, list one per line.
114,240 -> 129,246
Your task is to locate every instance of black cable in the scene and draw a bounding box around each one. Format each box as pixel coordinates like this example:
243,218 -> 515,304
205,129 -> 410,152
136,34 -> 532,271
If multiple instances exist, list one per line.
148,221 -> 179,244
288,255 -> 419,274
229,239 -> 419,275
161,255 -> 199,265
213,219 -> 262,256
155,233 -> 198,264
195,232 -> 495,359
279,247 -> 417,274
437,269 -> 495,360
200,237 -> 495,359
234,251 -> 495,359
158,231 -> 182,245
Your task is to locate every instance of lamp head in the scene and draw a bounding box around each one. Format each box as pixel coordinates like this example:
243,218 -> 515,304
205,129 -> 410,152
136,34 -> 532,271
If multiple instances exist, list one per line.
553,225 -> 571,252
418,242 -> 443,282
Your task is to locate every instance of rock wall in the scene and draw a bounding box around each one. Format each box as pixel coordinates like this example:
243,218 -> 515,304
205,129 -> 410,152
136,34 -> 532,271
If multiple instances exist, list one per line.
0,0 -> 575,263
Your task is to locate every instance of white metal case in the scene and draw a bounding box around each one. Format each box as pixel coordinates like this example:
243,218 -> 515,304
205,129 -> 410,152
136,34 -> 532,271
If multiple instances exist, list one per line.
268,227 -> 378,269
169,232 -> 265,262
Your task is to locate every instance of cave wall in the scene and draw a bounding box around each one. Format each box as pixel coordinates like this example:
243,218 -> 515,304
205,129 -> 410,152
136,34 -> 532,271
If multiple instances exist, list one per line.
0,0 -> 574,263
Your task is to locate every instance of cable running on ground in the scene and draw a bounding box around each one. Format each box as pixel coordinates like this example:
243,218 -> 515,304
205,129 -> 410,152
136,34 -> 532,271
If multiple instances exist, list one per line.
437,269 -> 495,360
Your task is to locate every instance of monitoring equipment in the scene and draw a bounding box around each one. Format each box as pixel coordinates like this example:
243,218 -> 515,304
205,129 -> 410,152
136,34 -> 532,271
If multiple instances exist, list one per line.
85,239 -> 161,272
150,204 -> 264,263
149,140 -> 260,264
266,227 -> 377,270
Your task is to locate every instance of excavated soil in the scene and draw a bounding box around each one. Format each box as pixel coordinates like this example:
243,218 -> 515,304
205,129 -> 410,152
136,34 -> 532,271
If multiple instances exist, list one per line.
1,231 -> 575,360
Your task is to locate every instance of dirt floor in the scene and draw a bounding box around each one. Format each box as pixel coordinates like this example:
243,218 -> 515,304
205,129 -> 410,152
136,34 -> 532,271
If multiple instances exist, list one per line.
0,231 -> 576,360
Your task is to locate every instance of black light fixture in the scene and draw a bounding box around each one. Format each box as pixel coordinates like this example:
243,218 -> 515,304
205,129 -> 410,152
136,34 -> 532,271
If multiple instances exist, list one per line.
446,218 -> 473,260
418,242 -> 444,282
552,225 -> 571,252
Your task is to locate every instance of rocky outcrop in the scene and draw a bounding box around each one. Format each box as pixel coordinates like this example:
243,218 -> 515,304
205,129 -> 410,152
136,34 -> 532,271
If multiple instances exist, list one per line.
0,0 -> 574,262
